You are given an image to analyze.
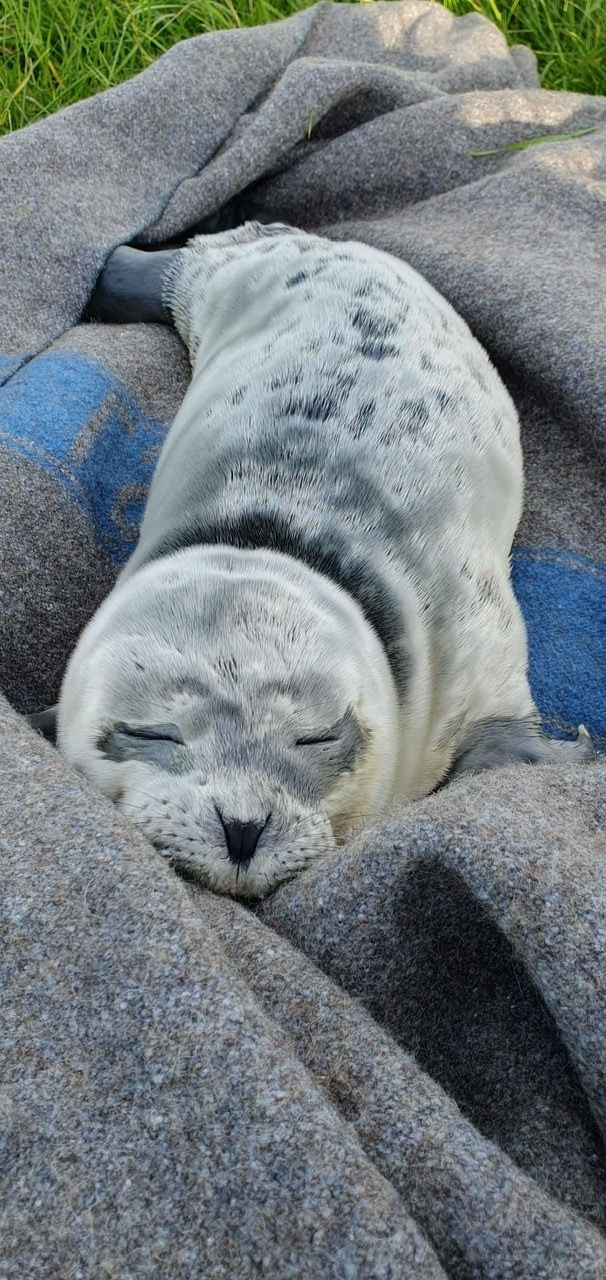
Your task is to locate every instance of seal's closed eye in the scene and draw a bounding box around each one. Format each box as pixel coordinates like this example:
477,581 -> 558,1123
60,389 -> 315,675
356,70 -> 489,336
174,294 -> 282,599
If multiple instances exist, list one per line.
296,733 -> 340,745
294,706 -> 369,766
100,722 -> 185,766
114,722 -> 185,743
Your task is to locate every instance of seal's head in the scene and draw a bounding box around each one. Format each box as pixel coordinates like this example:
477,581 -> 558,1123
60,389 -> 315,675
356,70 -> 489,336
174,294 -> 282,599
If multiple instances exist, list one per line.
56,547 -> 398,897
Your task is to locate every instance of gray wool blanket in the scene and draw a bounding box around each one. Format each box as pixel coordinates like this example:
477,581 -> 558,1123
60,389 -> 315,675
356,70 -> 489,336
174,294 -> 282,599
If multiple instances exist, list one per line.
1,2 -> 606,1275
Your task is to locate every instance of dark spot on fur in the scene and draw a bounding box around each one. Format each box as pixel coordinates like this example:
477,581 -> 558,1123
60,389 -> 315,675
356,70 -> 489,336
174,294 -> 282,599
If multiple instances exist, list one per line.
285,270 -> 308,289
334,370 -> 358,396
358,338 -> 400,361
354,278 -> 400,304
351,307 -> 399,343
435,390 -> 458,413
403,398 -> 430,438
283,392 -> 339,423
305,260 -> 330,279
215,654 -> 239,683
347,399 -> 377,439
477,577 -> 496,604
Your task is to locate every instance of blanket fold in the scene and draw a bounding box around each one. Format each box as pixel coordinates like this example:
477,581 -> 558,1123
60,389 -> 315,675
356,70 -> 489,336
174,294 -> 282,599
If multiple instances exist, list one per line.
1,2 -> 605,1275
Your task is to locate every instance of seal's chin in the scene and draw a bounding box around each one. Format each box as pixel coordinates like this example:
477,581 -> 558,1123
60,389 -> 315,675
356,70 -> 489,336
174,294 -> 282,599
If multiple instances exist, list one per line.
153,834 -> 332,899
113,780 -> 337,900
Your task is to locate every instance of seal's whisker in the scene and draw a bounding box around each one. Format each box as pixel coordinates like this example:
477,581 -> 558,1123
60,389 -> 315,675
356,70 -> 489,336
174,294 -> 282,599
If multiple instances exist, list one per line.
119,786 -> 168,806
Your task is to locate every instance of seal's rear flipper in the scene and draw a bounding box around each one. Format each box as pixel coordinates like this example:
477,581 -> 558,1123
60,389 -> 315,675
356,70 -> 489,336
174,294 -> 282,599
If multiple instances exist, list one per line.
27,706 -> 58,745
84,246 -> 178,325
448,717 -> 594,781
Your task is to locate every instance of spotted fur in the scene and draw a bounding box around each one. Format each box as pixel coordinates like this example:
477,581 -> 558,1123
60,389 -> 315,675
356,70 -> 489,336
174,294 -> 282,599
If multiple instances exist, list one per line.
52,224 -> 592,898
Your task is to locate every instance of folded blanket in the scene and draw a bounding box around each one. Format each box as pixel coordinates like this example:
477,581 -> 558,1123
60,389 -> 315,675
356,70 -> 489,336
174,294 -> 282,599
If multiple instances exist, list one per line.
1,2 -> 605,1275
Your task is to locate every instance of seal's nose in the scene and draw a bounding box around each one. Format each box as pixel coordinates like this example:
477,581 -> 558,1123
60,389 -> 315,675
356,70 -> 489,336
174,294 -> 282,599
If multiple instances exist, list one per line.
215,810 -> 270,865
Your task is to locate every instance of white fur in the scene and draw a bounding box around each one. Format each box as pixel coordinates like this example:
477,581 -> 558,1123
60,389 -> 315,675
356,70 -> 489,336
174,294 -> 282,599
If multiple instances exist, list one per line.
56,224 -> 537,896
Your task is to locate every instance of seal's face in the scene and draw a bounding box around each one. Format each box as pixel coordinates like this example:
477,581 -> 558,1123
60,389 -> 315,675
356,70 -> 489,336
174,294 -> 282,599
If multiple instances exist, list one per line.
56,550 -> 398,898
96,678 -> 368,899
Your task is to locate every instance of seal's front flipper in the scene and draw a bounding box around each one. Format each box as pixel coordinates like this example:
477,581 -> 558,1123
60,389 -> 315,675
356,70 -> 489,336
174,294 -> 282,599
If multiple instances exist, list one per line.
27,705 -> 58,745
84,246 -> 178,325
448,717 -> 594,781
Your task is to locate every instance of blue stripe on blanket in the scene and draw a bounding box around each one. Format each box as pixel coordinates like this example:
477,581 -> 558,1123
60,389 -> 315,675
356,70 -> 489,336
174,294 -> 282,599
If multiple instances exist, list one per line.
0,353 -> 34,384
1,351 -> 604,747
511,549 -> 606,750
0,349 -> 167,562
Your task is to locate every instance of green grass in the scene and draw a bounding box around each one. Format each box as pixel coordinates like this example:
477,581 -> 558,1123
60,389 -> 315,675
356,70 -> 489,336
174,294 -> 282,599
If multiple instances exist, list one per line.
440,0 -> 606,95
0,0 -> 306,134
1,0 -> 604,135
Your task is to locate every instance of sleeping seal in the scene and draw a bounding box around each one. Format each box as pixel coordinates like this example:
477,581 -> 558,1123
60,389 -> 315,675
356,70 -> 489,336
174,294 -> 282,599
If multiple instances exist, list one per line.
30,222 -> 592,898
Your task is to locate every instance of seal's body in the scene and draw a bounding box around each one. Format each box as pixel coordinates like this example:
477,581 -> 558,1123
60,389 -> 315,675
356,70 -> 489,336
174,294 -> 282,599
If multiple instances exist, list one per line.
50,223 -> 591,897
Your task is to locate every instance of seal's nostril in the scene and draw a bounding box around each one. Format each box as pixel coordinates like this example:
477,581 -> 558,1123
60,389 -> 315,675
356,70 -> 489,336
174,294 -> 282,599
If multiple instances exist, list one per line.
214,809 -> 271,865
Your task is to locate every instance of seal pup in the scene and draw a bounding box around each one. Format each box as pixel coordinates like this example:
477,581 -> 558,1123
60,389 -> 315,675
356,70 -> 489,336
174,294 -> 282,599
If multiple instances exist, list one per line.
30,222 -> 592,898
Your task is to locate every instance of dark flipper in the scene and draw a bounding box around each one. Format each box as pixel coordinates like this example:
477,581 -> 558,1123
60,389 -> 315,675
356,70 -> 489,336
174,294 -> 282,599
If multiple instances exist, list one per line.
448,717 -> 594,781
84,246 -> 178,325
27,706 -> 58,745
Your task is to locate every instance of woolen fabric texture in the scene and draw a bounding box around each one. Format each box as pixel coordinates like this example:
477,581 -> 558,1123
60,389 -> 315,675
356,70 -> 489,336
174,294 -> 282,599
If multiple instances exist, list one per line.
1,2 -> 605,1276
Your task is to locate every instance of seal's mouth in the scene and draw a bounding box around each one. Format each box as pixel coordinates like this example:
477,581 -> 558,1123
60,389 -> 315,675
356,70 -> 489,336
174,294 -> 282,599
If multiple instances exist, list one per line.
171,849 -> 293,901
152,837 -> 315,900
